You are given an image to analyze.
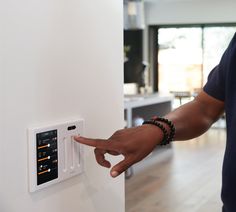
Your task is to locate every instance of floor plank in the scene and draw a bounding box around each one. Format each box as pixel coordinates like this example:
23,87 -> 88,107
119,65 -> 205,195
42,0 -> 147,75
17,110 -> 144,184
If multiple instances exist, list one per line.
125,129 -> 226,212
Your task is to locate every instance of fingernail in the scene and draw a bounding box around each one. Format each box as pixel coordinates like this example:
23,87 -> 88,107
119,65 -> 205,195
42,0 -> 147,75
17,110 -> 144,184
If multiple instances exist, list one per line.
111,171 -> 119,178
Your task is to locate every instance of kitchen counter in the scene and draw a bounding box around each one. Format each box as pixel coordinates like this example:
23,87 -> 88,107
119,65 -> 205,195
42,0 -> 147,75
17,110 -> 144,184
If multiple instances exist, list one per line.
124,93 -> 174,128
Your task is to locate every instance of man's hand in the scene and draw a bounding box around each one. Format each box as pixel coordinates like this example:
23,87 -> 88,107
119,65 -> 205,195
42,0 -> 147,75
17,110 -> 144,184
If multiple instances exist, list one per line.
74,91 -> 224,178
74,124 -> 164,178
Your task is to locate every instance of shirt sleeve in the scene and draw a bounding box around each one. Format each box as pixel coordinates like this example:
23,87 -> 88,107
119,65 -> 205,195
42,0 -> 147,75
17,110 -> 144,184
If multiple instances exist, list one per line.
203,32 -> 236,102
203,64 -> 225,101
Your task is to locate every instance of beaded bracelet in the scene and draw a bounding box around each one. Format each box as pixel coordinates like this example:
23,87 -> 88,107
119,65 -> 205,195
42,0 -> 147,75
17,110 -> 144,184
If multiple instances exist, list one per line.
151,116 -> 175,144
142,120 -> 169,145
143,117 -> 175,145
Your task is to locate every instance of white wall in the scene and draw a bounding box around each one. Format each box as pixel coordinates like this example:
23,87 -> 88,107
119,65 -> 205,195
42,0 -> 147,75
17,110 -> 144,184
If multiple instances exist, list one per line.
0,1 -> 124,212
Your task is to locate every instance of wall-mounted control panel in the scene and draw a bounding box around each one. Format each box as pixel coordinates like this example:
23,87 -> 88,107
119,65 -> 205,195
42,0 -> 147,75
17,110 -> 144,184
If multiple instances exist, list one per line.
28,120 -> 84,192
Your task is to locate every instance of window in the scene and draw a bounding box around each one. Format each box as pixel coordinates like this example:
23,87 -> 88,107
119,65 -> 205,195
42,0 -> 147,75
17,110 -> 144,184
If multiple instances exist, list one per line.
151,25 -> 236,95
158,27 -> 202,93
202,27 -> 236,84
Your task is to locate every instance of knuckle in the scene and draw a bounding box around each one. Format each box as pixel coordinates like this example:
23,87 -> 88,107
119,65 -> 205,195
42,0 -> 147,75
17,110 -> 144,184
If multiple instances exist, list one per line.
133,155 -> 143,163
114,129 -> 123,136
94,139 -> 100,146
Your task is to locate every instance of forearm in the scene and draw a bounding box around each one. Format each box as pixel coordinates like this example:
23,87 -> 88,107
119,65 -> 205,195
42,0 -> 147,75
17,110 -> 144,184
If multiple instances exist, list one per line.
164,92 -> 225,141
165,101 -> 213,140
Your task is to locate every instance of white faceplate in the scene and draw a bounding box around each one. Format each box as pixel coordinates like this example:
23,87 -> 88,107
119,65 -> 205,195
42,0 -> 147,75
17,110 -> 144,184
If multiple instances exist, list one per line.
28,119 -> 84,192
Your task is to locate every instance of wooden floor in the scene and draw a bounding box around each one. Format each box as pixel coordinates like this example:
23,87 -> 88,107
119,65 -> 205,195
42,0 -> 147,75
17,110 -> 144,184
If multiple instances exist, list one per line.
125,129 -> 226,212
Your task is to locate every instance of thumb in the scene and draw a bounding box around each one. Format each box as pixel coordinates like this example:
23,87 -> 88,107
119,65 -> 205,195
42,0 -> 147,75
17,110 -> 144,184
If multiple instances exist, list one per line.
110,157 -> 134,178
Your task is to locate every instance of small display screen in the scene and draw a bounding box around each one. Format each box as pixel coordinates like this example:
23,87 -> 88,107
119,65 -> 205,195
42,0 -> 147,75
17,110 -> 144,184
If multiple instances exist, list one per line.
36,130 -> 58,185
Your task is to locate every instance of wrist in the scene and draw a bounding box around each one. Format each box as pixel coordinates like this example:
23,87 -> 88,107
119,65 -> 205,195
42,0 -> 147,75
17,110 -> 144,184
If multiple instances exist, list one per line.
142,116 -> 176,145
141,124 -> 165,145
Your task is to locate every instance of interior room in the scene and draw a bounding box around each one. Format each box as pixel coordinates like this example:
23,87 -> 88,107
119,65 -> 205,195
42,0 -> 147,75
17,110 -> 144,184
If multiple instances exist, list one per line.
124,0 -> 236,212
1,0 -> 236,212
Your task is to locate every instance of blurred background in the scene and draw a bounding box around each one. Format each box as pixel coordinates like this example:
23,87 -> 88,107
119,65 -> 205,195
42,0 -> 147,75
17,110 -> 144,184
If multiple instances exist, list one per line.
123,0 -> 235,211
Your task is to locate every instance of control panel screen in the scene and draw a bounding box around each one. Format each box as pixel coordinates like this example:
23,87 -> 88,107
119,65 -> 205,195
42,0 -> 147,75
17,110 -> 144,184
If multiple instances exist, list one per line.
36,130 -> 58,185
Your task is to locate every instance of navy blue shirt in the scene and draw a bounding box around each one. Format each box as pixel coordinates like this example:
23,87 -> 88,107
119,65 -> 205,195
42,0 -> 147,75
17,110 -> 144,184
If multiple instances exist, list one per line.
203,33 -> 236,212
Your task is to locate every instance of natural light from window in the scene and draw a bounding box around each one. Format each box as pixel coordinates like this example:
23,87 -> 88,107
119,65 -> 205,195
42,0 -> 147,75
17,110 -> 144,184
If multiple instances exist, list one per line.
158,26 -> 236,98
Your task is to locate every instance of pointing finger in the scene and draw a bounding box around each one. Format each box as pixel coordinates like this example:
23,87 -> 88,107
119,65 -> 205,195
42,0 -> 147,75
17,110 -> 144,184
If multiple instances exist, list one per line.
74,136 -> 116,151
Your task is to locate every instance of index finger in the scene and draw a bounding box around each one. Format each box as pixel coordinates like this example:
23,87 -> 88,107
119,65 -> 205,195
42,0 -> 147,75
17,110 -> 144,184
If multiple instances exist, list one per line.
73,136 -> 116,151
